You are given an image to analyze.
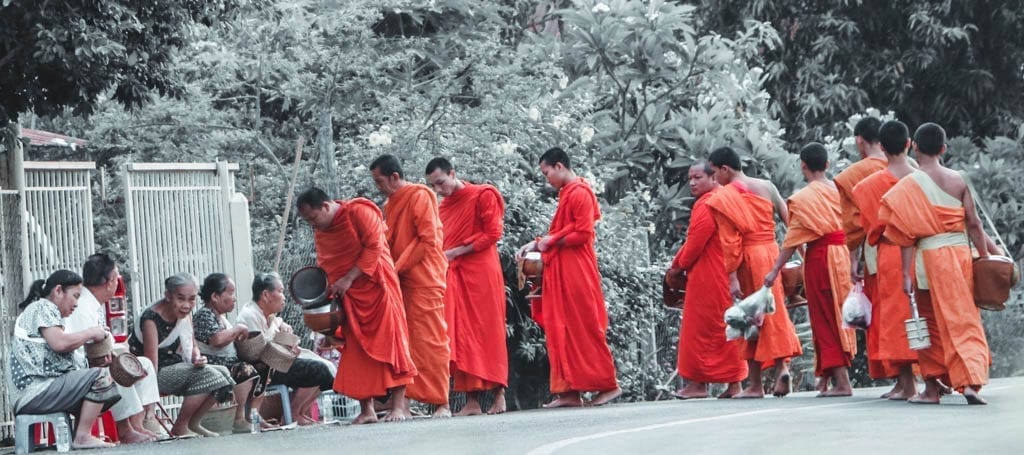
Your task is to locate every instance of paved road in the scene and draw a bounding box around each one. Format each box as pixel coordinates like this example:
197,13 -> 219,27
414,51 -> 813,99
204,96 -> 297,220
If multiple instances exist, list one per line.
16,377 -> 1024,454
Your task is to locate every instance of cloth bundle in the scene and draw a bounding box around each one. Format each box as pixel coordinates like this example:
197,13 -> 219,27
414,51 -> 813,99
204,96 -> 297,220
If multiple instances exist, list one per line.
724,286 -> 774,341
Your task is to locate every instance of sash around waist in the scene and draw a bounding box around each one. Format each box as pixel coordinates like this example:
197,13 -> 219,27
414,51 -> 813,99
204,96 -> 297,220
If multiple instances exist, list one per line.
917,232 -> 968,251
808,231 -> 846,250
742,231 -> 776,246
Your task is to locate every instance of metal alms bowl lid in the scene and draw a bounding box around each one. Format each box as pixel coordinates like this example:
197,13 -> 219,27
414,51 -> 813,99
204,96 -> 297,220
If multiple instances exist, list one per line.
289,266 -> 330,309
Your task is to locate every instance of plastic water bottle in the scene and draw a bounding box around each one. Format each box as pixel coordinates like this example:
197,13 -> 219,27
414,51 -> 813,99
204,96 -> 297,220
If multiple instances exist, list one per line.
250,408 -> 261,434
54,418 -> 71,452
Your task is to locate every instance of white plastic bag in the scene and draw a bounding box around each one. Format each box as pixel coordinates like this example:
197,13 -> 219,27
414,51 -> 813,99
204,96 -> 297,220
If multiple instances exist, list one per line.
724,286 -> 774,340
842,282 -> 872,330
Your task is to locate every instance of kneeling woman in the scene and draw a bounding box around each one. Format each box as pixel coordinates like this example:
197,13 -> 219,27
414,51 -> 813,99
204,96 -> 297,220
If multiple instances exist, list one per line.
194,273 -> 265,433
129,273 -> 234,437
237,272 -> 334,425
10,270 -> 121,450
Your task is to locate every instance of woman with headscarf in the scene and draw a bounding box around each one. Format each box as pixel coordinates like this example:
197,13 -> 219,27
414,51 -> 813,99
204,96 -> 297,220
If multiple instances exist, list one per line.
9,270 -> 121,450
128,273 -> 234,437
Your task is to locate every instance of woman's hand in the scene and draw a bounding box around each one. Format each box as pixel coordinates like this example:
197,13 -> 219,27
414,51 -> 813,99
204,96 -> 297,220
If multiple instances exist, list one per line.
515,241 -> 537,261
90,327 -> 109,343
234,324 -> 250,341
192,354 -> 208,368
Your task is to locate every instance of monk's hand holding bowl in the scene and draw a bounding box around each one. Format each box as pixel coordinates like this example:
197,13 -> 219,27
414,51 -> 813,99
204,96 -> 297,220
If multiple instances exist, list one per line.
515,240 -> 538,261
329,276 -> 353,298
729,274 -> 743,300
902,273 -> 913,297
536,235 -> 556,252
763,269 -> 779,289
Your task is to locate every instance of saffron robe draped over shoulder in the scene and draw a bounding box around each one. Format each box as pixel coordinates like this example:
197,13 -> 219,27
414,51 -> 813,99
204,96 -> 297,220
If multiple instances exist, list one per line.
706,182 -> 802,366
313,199 -> 416,400
672,188 -> 747,383
877,171 -> 990,391
536,178 -> 618,393
856,171 -> 918,378
439,183 -> 509,391
782,181 -> 857,375
383,184 -> 451,405
834,157 -> 887,251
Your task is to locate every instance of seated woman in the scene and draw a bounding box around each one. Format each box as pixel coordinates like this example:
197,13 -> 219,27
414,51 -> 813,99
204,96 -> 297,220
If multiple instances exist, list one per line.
237,272 -> 334,426
128,273 -> 234,438
193,273 -> 265,434
9,270 -> 121,450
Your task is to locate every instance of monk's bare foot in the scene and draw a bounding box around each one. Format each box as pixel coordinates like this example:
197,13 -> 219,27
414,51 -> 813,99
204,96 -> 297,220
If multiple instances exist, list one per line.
432,404 -> 452,418
590,387 -> 622,406
455,400 -> 483,417
963,386 -> 987,405
297,415 -> 318,426
351,411 -> 379,425
118,429 -> 156,444
908,391 -> 941,404
72,435 -> 116,449
732,386 -> 764,399
880,383 -> 903,399
817,387 -> 853,397
384,405 -> 412,422
935,379 -> 953,396
486,390 -> 507,415
542,394 -> 583,408
815,377 -> 828,393
673,382 -> 708,400
773,373 -> 792,397
718,382 -> 742,399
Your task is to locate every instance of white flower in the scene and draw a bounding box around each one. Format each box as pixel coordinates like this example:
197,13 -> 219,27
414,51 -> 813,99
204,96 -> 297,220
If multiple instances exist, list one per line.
640,190 -> 651,202
379,124 -> 391,132
496,142 -> 518,155
664,51 -> 680,66
368,131 -> 392,147
559,75 -> 569,90
592,3 -> 610,13
749,66 -> 764,80
646,222 -> 656,234
528,106 -> 541,121
552,114 -> 570,130
580,126 -> 595,144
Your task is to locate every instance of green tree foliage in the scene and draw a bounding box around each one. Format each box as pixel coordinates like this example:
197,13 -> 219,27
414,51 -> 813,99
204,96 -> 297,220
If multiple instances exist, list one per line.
0,0 -> 246,123
697,0 -> 1024,143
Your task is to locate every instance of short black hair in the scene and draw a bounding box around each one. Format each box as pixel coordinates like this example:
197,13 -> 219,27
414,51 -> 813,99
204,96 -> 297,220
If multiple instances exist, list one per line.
252,272 -> 282,302
82,253 -> 117,287
297,187 -> 330,210
799,142 -> 828,172
913,122 -> 946,156
691,160 -> 714,176
199,273 -> 232,303
708,146 -> 742,171
854,116 -> 882,143
878,120 -> 910,156
370,154 -> 404,178
20,270 -> 83,310
425,157 -> 453,175
538,147 -> 572,169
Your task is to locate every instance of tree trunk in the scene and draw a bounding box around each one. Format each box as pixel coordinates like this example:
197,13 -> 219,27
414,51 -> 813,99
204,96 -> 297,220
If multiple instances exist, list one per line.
316,102 -> 338,197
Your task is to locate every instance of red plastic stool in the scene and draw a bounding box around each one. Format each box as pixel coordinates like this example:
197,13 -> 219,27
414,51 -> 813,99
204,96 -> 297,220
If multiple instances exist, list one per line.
90,411 -> 119,443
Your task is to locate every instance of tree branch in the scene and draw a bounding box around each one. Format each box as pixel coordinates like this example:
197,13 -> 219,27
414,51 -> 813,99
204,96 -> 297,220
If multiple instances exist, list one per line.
0,44 -> 23,71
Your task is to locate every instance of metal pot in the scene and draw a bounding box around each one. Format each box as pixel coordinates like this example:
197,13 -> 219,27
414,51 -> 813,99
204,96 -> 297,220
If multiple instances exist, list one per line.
290,266 -> 331,309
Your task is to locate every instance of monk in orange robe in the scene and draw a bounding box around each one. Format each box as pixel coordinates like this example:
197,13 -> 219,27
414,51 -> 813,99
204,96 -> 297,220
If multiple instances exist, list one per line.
833,116 -> 890,384
515,147 -> 620,408
877,123 -> 993,405
668,162 -> 747,399
370,154 -> 452,418
706,146 -> 802,399
854,120 -> 920,400
425,157 -> 509,416
765,143 -> 856,397
296,187 -> 417,424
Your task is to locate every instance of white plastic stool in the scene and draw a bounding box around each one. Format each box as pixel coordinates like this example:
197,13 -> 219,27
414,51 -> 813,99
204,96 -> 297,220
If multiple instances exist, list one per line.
264,384 -> 293,425
15,412 -> 72,454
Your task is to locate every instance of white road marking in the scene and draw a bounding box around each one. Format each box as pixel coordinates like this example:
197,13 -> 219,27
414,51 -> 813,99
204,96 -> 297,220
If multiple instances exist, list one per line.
526,384 -> 1015,455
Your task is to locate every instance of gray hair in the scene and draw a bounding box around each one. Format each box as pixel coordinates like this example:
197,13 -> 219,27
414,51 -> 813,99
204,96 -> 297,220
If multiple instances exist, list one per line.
164,273 -> 199,293
252,272 -> 282,301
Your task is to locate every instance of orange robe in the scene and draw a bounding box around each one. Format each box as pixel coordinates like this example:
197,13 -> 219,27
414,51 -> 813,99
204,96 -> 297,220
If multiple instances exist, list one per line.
834,157 -> 887,251
856,171 -> 919,378
439,183 -> 509,392
672,188 -> 747,383
782,181 -> 857,376
313,199 -> 416,400
383,184 -> 451,405
535,178 -> 618,393
878,171 -> 990,391
706,182 -> 802,366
